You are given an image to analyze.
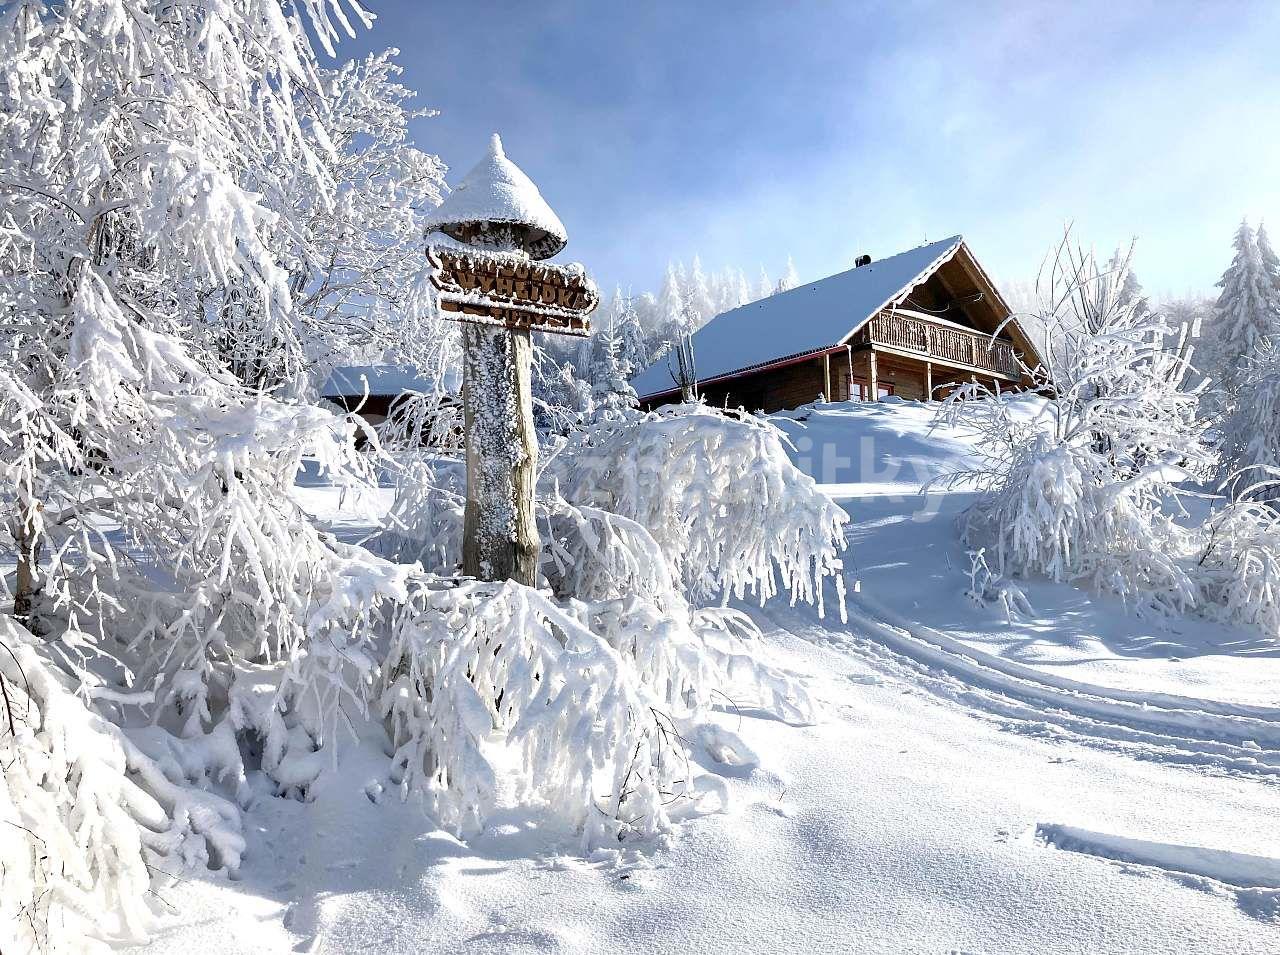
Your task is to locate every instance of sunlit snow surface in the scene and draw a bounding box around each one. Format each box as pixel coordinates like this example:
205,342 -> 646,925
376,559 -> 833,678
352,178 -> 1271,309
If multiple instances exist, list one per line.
131,398 -> 1280,954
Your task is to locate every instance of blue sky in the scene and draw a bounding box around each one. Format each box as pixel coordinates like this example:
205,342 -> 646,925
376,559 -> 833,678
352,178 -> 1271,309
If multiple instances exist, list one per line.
342,1 -> 1280,300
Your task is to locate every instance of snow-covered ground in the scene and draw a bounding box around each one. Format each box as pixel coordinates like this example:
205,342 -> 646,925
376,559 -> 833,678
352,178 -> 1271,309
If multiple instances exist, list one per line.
132,399 -> 1280,954
772,398 -> 1280,708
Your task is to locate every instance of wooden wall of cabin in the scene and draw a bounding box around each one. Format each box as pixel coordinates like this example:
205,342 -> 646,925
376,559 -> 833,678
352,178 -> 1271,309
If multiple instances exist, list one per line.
695,350 -> 935,412
839,349 -> 928,401
697,357 -> 826,413
653,349 -> 999,414
763,358 -> 826,411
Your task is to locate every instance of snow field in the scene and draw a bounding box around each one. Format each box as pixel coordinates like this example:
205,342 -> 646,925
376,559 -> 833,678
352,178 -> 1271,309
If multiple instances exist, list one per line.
128,397 -> 1280,954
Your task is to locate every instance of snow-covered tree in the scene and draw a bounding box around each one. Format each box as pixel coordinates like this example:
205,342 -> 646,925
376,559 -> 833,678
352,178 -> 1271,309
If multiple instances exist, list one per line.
1258,221 -> 1280,285
1109,250 -> 1149,320
650,262 -> 700,397
656,262 -> 688,338
0,2 -> 415,945
685,255 -> 716,328
1208,220 -> 1280,398
532,348 -> 594,435
756,265 -> 774,300
936,233 -> 1208,616
195,48 -> 448,394
288,50 -> 449,380
713,265 -> 752,314
1215,341 -> 1280,504
596,285 -> 648,374
590,297 -> 640,418
776,255 -> 800,292
610,256 -> 799,383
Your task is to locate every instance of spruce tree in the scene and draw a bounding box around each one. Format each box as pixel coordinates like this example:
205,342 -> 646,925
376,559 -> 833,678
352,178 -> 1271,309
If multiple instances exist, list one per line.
590,313 -> 639,418
1257,222 -> 1280,291
685,255 -> 716,328
1217,343 -> 1280,504
1109,250 -> 1150,320
756,265 -> 774,300
776,255 -> 800,292
1211,220 -> 1280,396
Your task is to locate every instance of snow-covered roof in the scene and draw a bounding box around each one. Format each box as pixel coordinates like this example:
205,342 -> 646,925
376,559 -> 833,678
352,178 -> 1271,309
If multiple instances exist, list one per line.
423,134 -> 568,260
630,236 -> 964,399
320,365 -> 460,399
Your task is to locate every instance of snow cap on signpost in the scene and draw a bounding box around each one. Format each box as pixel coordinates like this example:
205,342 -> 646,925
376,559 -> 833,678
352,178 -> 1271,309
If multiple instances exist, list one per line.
425,133 -> 596,337
424,133 -> 568,259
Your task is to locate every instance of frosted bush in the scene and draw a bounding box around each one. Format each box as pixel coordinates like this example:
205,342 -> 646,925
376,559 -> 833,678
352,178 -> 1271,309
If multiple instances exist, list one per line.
1192,503 -> 1280,638
953,432 -> 1199,616
541,494 -> 677,607
543,495 -> 815,721
964,548 -> 1033,623
381,578 -> 685,844
379,415 -> 837,842
378,389 -> 466,455
378,455 -> 467,571
380,571 -> 814,846
545,403 -> 848,617
937,234 -> 1208,617
1,618 -> 242,953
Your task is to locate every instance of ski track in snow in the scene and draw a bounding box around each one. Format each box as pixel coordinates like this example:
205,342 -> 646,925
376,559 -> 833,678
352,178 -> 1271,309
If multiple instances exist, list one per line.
765,588 -> 1280,785
1035,823 -> 1280,921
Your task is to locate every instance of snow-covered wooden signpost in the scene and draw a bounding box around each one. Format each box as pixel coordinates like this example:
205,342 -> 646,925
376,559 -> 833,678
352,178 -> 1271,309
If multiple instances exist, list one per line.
424,134 -> 597,585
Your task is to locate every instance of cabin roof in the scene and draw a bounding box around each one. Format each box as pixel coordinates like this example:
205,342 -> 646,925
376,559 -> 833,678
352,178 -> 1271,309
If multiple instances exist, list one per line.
631,235 -> 997,399
320,365 -> 461,399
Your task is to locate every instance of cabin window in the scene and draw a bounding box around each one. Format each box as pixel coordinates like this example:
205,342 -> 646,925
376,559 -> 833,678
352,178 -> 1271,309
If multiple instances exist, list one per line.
852,379 -> 894,401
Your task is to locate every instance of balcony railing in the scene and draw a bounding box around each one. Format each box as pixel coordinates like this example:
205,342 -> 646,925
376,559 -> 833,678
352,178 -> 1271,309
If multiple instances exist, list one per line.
860,311 -> 1021,378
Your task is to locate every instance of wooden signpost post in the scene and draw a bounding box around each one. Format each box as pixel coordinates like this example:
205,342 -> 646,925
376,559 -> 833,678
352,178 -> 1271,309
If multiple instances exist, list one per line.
424,135 -> 597,587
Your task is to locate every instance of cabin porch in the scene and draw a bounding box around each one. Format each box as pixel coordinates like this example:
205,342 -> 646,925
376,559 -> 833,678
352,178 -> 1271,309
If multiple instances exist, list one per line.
685,309 -> 1024,413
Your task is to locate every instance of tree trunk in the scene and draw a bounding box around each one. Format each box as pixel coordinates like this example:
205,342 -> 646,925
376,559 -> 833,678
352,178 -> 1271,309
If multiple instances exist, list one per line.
13,494 -> 42,624
461,322 -> 539,586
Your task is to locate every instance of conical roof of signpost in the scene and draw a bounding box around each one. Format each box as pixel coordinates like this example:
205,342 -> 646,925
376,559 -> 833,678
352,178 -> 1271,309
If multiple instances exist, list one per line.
424,133 -> 568,260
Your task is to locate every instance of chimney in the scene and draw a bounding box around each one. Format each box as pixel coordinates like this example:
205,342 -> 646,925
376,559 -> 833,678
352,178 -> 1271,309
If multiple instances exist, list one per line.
854,254 -> 872,268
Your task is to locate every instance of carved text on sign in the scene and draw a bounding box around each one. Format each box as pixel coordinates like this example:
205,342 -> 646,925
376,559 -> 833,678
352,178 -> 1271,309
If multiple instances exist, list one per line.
428,245 -> 598,337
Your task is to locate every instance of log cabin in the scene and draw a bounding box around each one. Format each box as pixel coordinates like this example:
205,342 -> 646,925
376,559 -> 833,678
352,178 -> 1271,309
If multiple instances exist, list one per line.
630,236 -> 1044,412
320,365 -> 460,425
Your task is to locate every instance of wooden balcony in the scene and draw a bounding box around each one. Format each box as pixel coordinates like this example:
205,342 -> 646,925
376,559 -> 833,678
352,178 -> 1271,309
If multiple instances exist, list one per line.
857,311 -> 1022,379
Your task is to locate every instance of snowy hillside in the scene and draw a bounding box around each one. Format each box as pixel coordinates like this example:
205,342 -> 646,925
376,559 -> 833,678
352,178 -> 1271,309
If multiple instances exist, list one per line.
770,399 -> 1280,707
126,398 -> 1280,955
